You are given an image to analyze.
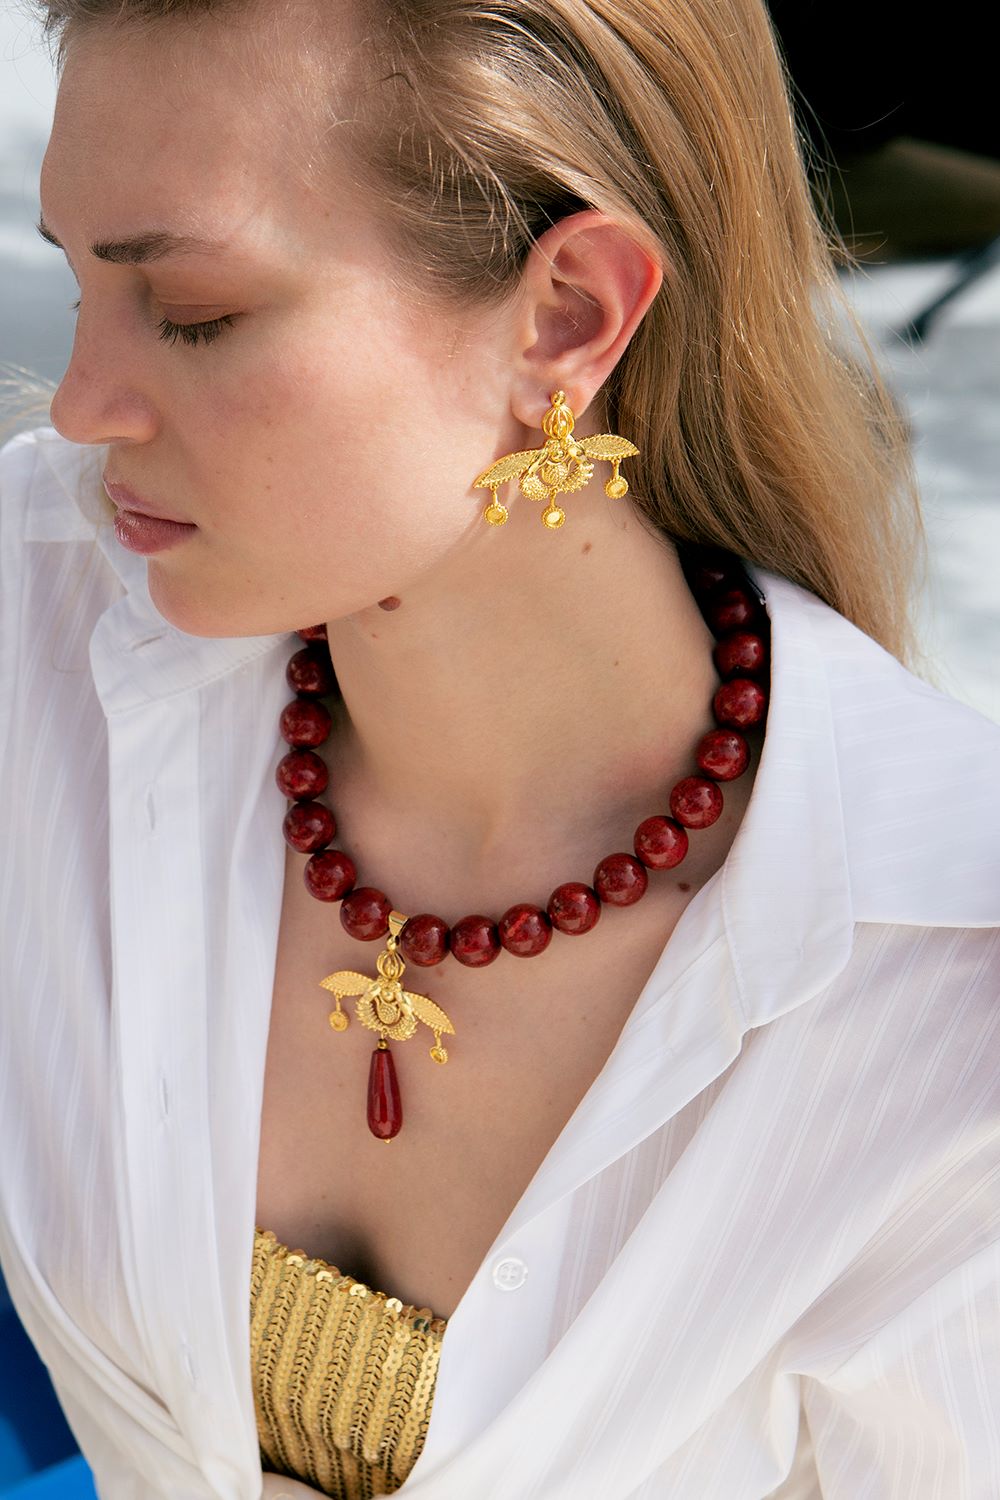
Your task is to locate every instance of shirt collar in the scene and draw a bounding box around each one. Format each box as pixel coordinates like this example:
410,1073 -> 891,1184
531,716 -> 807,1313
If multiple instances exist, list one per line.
724,559 -> 854,1028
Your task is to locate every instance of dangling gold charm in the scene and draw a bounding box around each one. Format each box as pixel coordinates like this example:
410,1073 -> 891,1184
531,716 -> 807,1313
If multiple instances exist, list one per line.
320,912 -> 455,1063
321,913 -> 455,1141
472,390 -> 639,529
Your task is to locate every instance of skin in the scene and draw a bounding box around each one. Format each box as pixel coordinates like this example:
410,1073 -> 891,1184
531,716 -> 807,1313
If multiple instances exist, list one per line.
40,2 -> 753,912
259,1476 -> 328,1499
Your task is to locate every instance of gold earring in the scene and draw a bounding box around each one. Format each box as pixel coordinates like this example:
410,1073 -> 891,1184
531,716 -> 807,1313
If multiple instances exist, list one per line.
472,390 -> 639,530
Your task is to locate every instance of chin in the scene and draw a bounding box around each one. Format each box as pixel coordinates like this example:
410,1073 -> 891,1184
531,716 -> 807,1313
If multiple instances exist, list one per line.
145,572 -> 276,640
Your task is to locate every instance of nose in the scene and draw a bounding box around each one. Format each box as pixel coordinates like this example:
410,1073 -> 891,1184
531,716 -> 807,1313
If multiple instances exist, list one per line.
48,306 -> 158,448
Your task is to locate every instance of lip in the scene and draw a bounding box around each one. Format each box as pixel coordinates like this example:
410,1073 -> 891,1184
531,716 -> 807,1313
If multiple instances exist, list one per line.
113,510 -> 197,555
103,476 -> 194,525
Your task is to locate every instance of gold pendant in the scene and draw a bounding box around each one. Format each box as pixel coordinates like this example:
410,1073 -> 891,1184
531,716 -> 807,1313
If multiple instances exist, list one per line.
320,911 -> 455,1064
472,389 -> 639,528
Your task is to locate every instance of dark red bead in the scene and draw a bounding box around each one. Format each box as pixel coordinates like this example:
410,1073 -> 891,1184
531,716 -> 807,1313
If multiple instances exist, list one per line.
450,915 -> 502,967
275,748 -> 329,800
283,800 -> 337,852
704,585 -> 759,637
547,882 -> 601,935
713,677 -> 767,729
340,887 -> 391,940
669,775 -> 724,829
687,559 -> 732,595
280,696 -> 332,747
303,848 -> 356,901
498,903 -> 552,957
286,644 -> 336,696
399,914 -> 450,967
593,853 -> 648,906
296,623 -> 328,642
695,729 -> 750,781
367,1044 -> 402,1140
633,815 -> 689,869
712,631 -> 767,679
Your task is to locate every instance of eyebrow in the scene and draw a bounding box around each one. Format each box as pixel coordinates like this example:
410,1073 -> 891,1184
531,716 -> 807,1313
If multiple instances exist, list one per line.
35,213 -> 232,265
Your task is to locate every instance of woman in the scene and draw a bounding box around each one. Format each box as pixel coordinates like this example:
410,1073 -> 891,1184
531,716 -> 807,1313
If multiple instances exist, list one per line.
1,0 -> 998,1496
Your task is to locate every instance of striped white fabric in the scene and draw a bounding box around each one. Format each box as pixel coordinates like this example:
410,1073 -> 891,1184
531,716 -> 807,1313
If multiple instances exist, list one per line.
1,423 -> 999,1500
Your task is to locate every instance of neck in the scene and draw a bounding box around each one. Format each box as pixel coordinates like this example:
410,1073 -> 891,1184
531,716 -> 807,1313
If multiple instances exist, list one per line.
322,504 -> 731,905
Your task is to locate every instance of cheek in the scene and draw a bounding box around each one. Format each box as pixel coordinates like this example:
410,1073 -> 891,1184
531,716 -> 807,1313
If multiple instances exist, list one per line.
167,310 -> 486,621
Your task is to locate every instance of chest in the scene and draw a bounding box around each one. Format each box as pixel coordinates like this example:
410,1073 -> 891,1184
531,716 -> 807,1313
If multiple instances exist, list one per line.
254,857 -> 698,1320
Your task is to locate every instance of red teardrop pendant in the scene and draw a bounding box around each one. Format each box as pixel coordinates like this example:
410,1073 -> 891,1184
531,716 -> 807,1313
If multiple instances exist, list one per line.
367,1041 -> 403,1141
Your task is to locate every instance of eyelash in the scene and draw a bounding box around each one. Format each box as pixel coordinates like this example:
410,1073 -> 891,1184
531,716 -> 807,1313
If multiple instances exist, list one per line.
67,297 -> 236,347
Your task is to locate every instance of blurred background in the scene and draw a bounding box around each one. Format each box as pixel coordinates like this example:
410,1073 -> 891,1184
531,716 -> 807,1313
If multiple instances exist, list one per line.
1,1 -> 999,1494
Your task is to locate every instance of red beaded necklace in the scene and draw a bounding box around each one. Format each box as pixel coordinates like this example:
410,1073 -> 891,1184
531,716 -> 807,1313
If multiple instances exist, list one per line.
276,544 -> 770,1142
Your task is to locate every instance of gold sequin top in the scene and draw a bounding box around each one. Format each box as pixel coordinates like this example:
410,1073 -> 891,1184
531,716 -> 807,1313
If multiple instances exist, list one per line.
250,1226 -> 449,1499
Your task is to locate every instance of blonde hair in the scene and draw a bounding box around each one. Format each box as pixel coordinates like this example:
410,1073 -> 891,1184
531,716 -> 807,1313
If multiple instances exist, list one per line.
10,0 -> 931,672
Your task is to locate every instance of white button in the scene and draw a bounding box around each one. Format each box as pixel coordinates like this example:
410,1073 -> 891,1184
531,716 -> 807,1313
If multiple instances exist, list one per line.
492,1256 -> 528,1291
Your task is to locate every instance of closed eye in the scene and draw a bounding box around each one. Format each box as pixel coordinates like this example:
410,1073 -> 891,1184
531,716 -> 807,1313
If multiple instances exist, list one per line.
67,296 -> 237,348
155,313 -> 237,347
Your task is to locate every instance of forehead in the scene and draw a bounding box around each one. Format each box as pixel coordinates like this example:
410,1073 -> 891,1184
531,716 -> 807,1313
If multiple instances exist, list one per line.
40,8 -> 360,239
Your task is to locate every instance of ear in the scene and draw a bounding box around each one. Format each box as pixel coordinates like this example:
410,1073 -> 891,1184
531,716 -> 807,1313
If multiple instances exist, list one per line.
510,209 -> 664,428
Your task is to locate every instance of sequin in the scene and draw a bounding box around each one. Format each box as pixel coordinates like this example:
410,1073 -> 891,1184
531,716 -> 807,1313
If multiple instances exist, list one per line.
250,1226 -> 447,1498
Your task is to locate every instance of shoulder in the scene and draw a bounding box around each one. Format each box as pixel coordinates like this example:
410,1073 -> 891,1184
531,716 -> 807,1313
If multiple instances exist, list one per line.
1,427 -> 118,769
800,567 -> 1000,756
755,560 -> 999,754
825,596 -> 999,926
752,565 -> 1000,928
0,423 -> 43,471
1,423 -> 106,543
0,424 -> 44,537
0,429 -> 46,764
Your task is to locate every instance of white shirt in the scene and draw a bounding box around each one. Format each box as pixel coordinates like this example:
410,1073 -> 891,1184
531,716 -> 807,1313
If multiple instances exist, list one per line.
2,423 -> 1000,1500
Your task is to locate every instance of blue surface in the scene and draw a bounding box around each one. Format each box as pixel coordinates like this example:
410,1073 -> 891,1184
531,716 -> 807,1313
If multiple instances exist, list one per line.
0,1266 -> 95,1497
1,1456 -> 97,1499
